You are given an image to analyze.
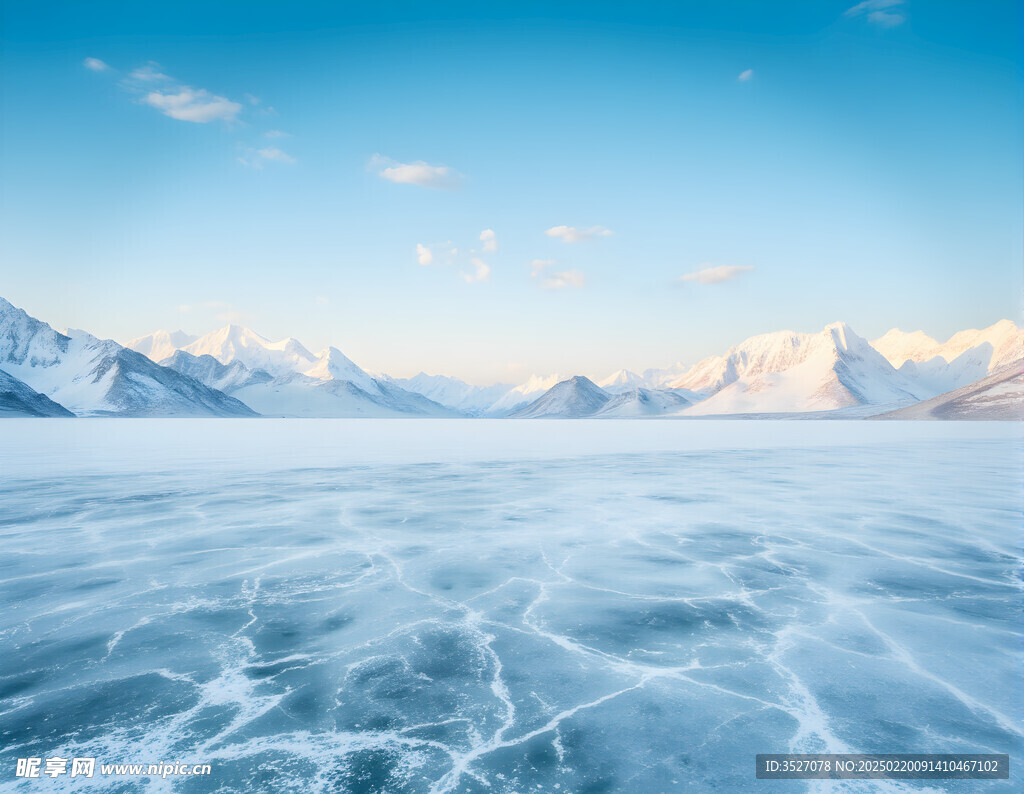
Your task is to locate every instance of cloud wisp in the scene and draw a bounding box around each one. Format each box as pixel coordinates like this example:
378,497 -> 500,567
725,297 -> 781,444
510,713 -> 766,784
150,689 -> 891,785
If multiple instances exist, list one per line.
737,69 -> 754,82
545,225 -> 613,243
144,87 -> 243,124
461,258 -> 491,284
678,264 -> 754,285
83,57 -> 110,72
368,154 -> 463,189
529,259 -> 585,290
237,146 -> 296,169
844,0 -> 905,27
480,229 -> 498,253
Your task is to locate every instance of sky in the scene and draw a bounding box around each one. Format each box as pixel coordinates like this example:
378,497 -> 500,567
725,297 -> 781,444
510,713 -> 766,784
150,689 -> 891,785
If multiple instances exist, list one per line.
1,1 -> 1021,384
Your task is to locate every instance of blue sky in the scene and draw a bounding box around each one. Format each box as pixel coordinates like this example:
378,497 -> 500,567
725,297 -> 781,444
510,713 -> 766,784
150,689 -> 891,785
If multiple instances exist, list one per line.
2,1 -> 1021,383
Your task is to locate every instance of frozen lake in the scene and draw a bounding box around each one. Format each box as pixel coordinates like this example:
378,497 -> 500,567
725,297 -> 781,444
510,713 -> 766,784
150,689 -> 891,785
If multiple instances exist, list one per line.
0,420 -> 1021,792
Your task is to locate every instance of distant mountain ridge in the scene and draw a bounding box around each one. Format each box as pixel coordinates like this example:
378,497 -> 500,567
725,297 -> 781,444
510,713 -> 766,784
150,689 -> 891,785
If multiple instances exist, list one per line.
4,295 -> 1018,419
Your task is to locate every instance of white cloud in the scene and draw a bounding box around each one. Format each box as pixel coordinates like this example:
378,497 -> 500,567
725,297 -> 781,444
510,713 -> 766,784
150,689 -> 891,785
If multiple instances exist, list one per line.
844,0 -> 905,26
264,129 -> 290,138
737,69 -> 754,82
529,259 -> 557,276
541,270 -> 586,290
867,10 -> 904,26
678,264 -> 755,285
480,229 -> 498,253
144,87 -> 242,123
461,258 -> 491,284
368,154 -> 462,189
83,57 -> 109,72
245,93 -> 262,105
416,243 -> 434,266
237,146 -> 296,169
545,225 -> 613,243
130,62 -> 171,81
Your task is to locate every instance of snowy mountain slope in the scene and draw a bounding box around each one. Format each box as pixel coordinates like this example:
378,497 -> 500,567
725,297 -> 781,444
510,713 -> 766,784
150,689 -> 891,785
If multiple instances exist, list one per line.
871,320 -> 1023,400
231,373 -> 458,418
597,369 -> 648,394
486,374 -> 564,415
0,298 -> 257,417
128,330 -> 198,363
870,329 -> 942,368
872,320 -> 1022,372
385,373 -> 513,415
595,387 -> 694,417
870,361 -> 1023,420
181,325 -> 319,377
509,376 -> 611,418
680,323 -> 920,416
303,347 -> 378,391
0,369 -> 75,417
160,351 -> 274,393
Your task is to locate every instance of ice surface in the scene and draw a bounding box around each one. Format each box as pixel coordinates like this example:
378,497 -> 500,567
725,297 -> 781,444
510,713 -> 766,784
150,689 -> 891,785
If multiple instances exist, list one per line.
0,420 -> 1020,792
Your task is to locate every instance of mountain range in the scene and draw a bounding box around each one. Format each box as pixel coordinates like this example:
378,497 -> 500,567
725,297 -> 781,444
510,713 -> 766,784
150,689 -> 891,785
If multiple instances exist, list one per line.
1,295 -> 1019,419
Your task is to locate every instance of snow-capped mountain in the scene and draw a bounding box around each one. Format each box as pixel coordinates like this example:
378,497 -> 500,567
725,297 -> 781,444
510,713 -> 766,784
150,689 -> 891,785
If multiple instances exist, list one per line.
487,374 -> 565,415
872,360 -> 1023,420
597,369 -> 648,394
127,330 -> 198,364
0,298 -> 257,417
0,368 -> 75,417
177,325 -> 319,377
595,387 -> 695,417
676,322 -> 920,416
160,351 -> 274,394
871,320 -> 1023,398
510,376 -> 611,418
385,373 -> 514,415
134,323 -> 457,418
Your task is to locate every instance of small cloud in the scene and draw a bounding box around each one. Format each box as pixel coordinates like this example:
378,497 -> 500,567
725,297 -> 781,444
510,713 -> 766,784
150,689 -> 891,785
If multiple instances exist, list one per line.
480,229 -> 498,253
264,129 -> 291,138
541,270 -> 586,290
461,258 -> 491,284
130,62 -> 171,82
545,225 -> 613,243
844,0 -> 905,26
83,57 -> 110,72
416,243 -> 434,266
245,93 -> 262,105
315,296 -> 330,305
529,258 -> 557,276
237,146 -> 296,169
144,87 -> 242,123
368,154 -> 463,189
867,10 -> 904,26
737,69 -> 754,82
678,264 -> 755,285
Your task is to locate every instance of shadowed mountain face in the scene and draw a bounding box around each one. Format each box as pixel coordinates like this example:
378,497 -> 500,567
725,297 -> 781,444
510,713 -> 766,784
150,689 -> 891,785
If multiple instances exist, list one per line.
160,350 -> 274,394
871,361 -> 1023,420
0,298 -> 257,417
510,376 -> 611,418
0,369 -> 74,417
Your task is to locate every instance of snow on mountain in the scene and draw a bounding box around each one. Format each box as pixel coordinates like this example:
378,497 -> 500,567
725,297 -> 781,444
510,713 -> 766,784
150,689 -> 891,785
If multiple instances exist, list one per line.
487,374 -> 564,415
181,325 -> 318,377
595,387 -> 694,417
0,368 -> 75,417
509,376 -> 611,418
303,347 -> 378,391
0,298 -> 257,417
872,320 -> 1022,372
640,363 -> 688,389
679,322 -> 920,416
870,329 -> 942,368
385,373 -> 514,415
128,330 -> 199,363
230,373 -> 458,418
597,369 -> 648,394
160,351 -> 274,394
872,320 -> 1023,399
871,360 -> 1023,420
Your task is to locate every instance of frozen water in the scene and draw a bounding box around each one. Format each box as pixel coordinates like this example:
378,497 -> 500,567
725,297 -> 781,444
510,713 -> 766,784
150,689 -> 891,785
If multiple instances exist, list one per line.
0,420 -> 1020,792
